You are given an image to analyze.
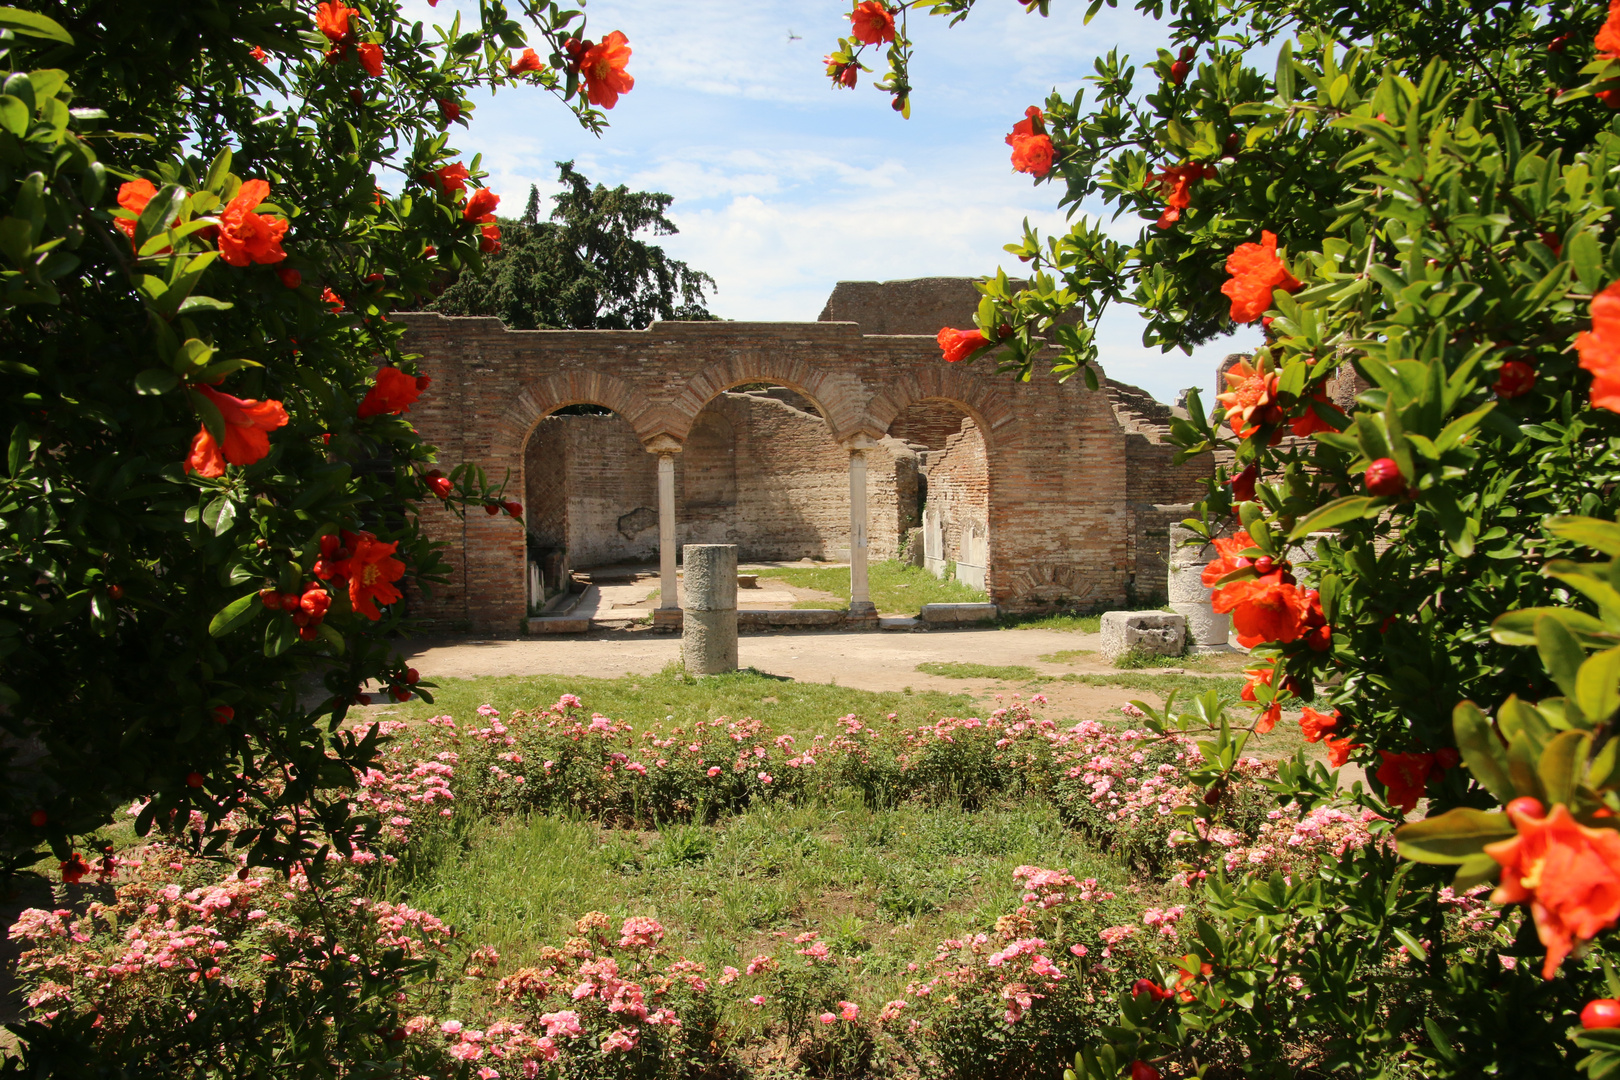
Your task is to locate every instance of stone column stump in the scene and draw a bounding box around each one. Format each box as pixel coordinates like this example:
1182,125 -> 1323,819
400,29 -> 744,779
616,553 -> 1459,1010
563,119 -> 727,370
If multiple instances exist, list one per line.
1167,524 -> 1230,652
682,544 -> 738,674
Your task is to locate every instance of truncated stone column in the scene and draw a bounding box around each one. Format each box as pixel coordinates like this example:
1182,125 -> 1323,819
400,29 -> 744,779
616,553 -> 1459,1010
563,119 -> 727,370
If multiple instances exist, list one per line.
1168,523 -> 1230,652
647,435 -> 682,630
846,435 -> 878,623
682,544 -> 738,673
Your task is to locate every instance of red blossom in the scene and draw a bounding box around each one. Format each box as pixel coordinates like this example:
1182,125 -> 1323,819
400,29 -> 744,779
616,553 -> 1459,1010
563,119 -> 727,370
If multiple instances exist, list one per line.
1375,751 -> 1435,814
357,41 -> 383,77
358,366 -> 424,418
937,327 -> 988,363
1005,107 -> 1054,177
1494,359 -> 1537,399
341,533 -> 407,620
185,386 -> 289,478
848,1 -> 896,45
464,187 -> 500,221
1488,801 -> 1620,978
218,179 -> 289,266
1576,281 -> 1620,412
580,31 -> 634,109
315,1 -> 355,43
509,47 -> 544,75
1221,231 -> 1301,323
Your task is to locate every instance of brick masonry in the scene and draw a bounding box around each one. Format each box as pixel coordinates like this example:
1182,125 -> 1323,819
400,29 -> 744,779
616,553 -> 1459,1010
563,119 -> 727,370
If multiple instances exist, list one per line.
399,278 -> 1212,632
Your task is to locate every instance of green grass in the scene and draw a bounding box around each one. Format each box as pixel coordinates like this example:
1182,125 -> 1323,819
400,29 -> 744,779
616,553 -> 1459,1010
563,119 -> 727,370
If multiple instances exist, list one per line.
1056,671 -> 1246,705
1037,649 -> 1096,664
994,611 -> 1102,632
755,559 -> 987,615
388,665 -> 973,743
914,661 -> 1042,681
382,791 -> 1144,1024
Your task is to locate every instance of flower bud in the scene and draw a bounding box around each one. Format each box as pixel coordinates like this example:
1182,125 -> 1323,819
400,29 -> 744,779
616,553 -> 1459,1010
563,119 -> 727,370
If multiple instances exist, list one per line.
107,584 -> 124,600
1506,796 -> 1545,821
485,503 -> 501,515
260,588 -> 281,609
213,705 -> 234,724
279,593 -> 301,613
1364,457 -> 1405,497
186,772 -> 205,788
406,667 -> 420,684
1584,999 -> 1620,1029
29,810 -> 47,827
1169,59 -> 1189,84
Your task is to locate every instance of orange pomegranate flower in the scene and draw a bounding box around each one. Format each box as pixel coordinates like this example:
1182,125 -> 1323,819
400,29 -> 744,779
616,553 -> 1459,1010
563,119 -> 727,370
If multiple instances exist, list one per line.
341,532 -> 407,620
114,179 -> 158,240
580,31 -> 634,109
464,187 -> 500,221
315,1 -> 355,42
1576,281 -> 1620,413
1005,107 -> 1054,177
1375,750 -> 1435,815
1213,572 -> 1310,647
509,47 -> 544,75
1289,389 -> 1345,437
1487,801 -> 1620,978
1199,529 -> 1255,588
185,385 -> 289,478
1239,665 -> 1282,733
1298,706 -> 1339,743
479,222 -> 502,254
1599,0 -> 1620,59
849,1 -> 896,45
218,180 -> 289,266
358,366 -> 424,418
1221,231 -> 1301,323
1324,735 -> 1360,768
937,327 -> 988,364
250,45 -> 268,63
1215,359 -> 1280,437
1148,162 -> 1211,229
434,162 -> 470,197
357,41 -> 383,77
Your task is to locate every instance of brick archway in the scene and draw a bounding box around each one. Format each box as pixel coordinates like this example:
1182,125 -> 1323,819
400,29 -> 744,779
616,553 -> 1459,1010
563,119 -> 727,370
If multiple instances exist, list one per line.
489,371 -> 669,464
669,353 -> 877,444
862,365 -> 1014,447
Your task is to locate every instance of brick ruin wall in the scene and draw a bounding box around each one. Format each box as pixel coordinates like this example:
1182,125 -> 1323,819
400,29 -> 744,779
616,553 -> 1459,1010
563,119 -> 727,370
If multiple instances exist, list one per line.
398,278 -> 1216,632
525,394 -> 914,567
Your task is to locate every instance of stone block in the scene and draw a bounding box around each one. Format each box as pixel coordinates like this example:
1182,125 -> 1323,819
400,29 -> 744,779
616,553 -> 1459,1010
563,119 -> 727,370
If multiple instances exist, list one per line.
919,602 -> 998,624
683,544 -> 738,672
682,545 -> 738,612
737,609 -> 845,629
903,527 -> 924,567
879,616 -> 919,631
683,608 -> 739,672
1098,611 -> 1186,661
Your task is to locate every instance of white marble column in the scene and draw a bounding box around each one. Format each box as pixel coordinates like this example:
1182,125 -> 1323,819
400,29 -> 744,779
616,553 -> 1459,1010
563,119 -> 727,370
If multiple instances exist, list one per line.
658,453 -> 678,609
643,436 -> 682,627
846,436 -> 877,619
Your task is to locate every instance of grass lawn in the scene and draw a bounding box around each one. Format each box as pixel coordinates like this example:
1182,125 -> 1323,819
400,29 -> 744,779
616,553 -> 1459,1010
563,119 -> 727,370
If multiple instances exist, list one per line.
914,661 -> 1042,681
390,666 -> 974,744
381,792 -> 1146,1028
755,560 -> 987,614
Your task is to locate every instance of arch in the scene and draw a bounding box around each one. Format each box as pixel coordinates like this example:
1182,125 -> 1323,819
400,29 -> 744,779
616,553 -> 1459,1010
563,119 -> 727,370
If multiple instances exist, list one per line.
669,353 -> 874,443
490,371 -> 668,464
862,366 -> 1014,449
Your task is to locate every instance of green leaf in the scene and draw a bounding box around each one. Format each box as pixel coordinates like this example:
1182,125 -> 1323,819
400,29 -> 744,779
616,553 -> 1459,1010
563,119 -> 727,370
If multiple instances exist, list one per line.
1492,607 -> 1617,648
1539,730 -> 1592,806
0,7 -> 74,42
1392,926 -> 1428,961
1547,516 -> 1620,557
1395,807 -> 1515,864
1571,229 -> 1605,292
1578,647 -> 1620,725
208,592 -> 261,637
1288,496 -> 1376,541
1453,701 -> 1514,803
263,615 -> 298,658
134,368 -> 178,395
1537,615 -> 1587,699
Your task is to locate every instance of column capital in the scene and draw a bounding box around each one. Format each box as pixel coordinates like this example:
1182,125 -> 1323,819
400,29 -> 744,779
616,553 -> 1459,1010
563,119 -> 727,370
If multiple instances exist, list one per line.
842,433 -> 881,453
644,433 -> 683,455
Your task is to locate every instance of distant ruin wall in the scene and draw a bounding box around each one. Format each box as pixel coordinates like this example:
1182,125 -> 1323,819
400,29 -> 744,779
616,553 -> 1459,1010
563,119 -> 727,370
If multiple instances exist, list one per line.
523,394 -> 911,568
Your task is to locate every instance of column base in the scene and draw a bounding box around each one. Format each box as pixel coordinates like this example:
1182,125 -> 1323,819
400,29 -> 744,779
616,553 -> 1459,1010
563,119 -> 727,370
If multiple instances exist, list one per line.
845,602 -> 878,626
652,608 -> 683,631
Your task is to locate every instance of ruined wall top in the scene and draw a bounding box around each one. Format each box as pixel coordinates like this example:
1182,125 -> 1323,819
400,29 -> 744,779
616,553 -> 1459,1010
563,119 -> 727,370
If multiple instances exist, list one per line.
816,277 -> 986,336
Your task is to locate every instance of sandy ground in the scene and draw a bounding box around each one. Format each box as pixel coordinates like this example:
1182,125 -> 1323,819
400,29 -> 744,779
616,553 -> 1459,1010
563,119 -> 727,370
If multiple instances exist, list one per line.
396,626 -> 1242,720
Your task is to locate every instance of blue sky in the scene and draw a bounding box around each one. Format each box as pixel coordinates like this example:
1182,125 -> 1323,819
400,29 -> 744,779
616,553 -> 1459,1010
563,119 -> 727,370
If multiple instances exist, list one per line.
403,0 -> 1261,405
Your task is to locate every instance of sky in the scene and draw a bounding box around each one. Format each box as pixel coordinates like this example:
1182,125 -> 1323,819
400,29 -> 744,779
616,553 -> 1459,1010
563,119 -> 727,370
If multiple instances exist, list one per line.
401,0 -> 1261,406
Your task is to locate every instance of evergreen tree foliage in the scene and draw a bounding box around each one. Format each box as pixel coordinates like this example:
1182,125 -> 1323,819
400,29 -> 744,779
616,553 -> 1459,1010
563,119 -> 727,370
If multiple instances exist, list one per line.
428,160 -> 717,329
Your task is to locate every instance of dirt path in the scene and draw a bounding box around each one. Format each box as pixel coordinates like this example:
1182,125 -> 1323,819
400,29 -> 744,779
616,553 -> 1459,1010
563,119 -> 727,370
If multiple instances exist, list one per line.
395,627 -> 1246,721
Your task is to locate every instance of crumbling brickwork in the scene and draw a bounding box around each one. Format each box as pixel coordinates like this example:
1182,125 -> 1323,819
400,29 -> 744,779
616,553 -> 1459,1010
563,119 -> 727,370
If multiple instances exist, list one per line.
399,278 -> 1208,633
